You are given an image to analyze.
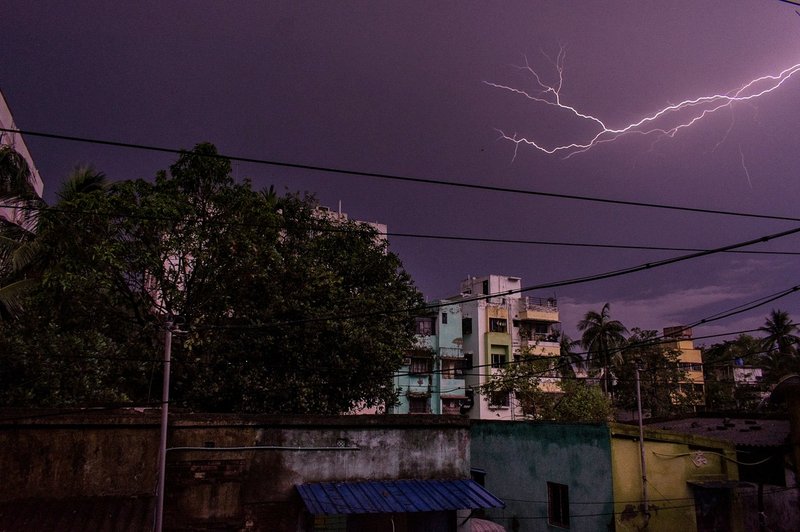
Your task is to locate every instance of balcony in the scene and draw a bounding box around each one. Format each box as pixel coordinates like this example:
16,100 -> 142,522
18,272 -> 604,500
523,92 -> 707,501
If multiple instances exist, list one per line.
439,347 -> 463,359
516,297 -> 558,321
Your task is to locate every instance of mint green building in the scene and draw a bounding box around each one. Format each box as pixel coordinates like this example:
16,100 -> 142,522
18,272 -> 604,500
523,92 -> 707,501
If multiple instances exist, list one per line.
392,301 -> 470,414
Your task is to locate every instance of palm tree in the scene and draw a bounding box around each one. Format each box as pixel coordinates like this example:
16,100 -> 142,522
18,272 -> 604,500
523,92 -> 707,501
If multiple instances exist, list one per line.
0,145 -> 35,199
555,332 -> 583,379
578,303 -> 628,397
758,309 -> 800,380
0,167 -> 108,319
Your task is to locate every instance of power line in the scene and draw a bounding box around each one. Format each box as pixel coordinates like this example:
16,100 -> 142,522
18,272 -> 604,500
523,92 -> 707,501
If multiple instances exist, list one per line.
5,200 -> 800,256
403,281 -> 800,381
210,224 -> 800,329
2,126 -> 799,222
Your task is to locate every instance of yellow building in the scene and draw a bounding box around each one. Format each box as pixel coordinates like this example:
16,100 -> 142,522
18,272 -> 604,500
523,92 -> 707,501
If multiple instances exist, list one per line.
663,327 -> 706,409
610,423 -> 743,532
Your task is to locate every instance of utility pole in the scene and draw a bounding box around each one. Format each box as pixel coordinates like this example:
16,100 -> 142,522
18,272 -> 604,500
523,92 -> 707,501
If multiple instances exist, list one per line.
635,364 -> 650,527
155,320 -> 173,532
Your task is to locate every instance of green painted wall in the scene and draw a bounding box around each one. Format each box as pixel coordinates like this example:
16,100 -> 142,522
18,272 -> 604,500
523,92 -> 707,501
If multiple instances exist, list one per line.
470,421 -> 614,532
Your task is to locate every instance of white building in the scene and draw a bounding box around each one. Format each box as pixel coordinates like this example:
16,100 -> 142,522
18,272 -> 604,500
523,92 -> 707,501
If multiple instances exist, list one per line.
457,274 -> 560,420
1,89 -> 43,225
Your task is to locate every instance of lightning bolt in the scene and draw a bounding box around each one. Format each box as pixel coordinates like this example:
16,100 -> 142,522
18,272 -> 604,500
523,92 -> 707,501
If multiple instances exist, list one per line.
486,49 -> 800,159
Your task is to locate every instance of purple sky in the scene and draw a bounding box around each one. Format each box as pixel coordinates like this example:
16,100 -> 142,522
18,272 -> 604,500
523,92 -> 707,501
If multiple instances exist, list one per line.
5,1 -> 800,343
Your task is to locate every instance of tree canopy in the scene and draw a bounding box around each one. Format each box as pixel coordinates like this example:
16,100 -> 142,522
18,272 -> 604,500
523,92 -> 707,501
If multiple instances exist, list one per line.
578,302 -> 627,397
0,143 -> 423,414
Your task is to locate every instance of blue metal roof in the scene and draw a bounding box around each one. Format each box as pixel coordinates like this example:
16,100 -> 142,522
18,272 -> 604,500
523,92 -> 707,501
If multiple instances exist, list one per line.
297,479 -> 505,515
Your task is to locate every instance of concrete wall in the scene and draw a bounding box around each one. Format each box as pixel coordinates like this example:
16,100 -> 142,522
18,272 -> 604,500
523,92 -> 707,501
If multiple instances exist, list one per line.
609,423 -> 742,532
0,411 -> 471,530
471,421 -> 615,532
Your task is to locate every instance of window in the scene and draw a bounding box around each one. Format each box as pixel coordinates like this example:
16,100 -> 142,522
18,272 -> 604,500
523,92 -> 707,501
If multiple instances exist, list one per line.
441,398 -> 462,415
462,317 -> 473,335
489,391 -> 510,408
415,317 -> 435,336
410,357 -> 432,374
470,468 -> 486,486
408,396 -> 429,414
441,358 -> 463,379
491,345 -> 508,369
491,353 -> 507,368
482,280 -> 489,295
441,312 -> 448,324
489,318 -> 508,333
547,482 -> 570,528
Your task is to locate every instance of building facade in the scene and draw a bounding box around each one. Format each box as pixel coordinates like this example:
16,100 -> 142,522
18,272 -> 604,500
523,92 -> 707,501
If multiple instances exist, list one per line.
392,301 -> 469,415
471,421 -> 745,532
392,275 -> 561,420
459,275 -> 560,420
663,326 -> 706,409
0,89 -> 43,225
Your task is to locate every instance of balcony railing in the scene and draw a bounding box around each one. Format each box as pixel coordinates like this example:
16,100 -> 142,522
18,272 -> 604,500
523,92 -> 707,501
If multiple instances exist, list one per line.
518,296 -> 558,312
518,332 -> 559,343
439,347 -> 464,359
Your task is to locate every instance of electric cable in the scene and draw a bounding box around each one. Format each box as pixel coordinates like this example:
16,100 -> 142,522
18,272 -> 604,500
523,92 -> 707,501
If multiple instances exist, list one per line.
2,126 -> 800,223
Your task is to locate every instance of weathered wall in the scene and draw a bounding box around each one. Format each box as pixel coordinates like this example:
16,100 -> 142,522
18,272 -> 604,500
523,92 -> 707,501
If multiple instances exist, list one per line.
0,411 -> 161,499
610,423 -> 742,532
470,421 -> 614,532
0,411 -> 471,530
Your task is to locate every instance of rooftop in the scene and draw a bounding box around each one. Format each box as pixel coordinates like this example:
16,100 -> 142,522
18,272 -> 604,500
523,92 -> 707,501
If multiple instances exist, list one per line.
648,416 -> 789,448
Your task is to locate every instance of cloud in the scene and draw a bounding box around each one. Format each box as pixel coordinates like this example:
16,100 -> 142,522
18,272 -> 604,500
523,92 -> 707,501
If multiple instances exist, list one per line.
559,283 -> 760,341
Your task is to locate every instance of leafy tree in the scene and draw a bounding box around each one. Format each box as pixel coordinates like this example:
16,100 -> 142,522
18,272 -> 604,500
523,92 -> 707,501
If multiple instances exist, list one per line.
578,303 -> 627,397
0,143 -> 423,413
0,145 -> 43,317
612,328 -> 694,418
0,145 -> 36,202
479,347 -> 611,422
702,334 -> 769,411
758,309 -> 800,381
537,380 -> 613,423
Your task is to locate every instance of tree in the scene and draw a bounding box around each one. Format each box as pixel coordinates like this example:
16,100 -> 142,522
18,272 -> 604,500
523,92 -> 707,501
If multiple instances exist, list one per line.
703,334 -> 766,411
0,145 -> 36,202
537,380 -> 613,423
578,303 -> 627,397
479,345 -> 612,422
758,309 -> 800,381
612,328 -> 693,418
0,143 -> 423,414
555,332 -> 582,379
0,145 -> 43,318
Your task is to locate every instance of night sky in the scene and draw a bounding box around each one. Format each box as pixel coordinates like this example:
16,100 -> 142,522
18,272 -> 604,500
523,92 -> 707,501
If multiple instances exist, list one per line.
4,1 -> 800,342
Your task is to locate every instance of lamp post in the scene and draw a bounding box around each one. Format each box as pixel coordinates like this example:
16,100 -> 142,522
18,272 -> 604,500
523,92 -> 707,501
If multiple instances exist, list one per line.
635,363 -> 650,526
155,320 -> 173,532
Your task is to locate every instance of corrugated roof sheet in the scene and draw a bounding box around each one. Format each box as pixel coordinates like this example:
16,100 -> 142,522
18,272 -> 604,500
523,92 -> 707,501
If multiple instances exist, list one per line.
297,479 -> 505,515
0,496 -> 154,532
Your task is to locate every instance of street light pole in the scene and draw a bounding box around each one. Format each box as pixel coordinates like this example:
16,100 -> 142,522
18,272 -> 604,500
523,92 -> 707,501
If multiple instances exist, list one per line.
155,320 -> 172,532
635,364 -> 649,526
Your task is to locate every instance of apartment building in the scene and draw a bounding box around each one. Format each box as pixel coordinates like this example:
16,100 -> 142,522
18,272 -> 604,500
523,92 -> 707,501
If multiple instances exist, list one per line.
458,275 -> 560,420
663,326 -> 706,409
392,301 -> 469,414
392,275 -> 560,419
